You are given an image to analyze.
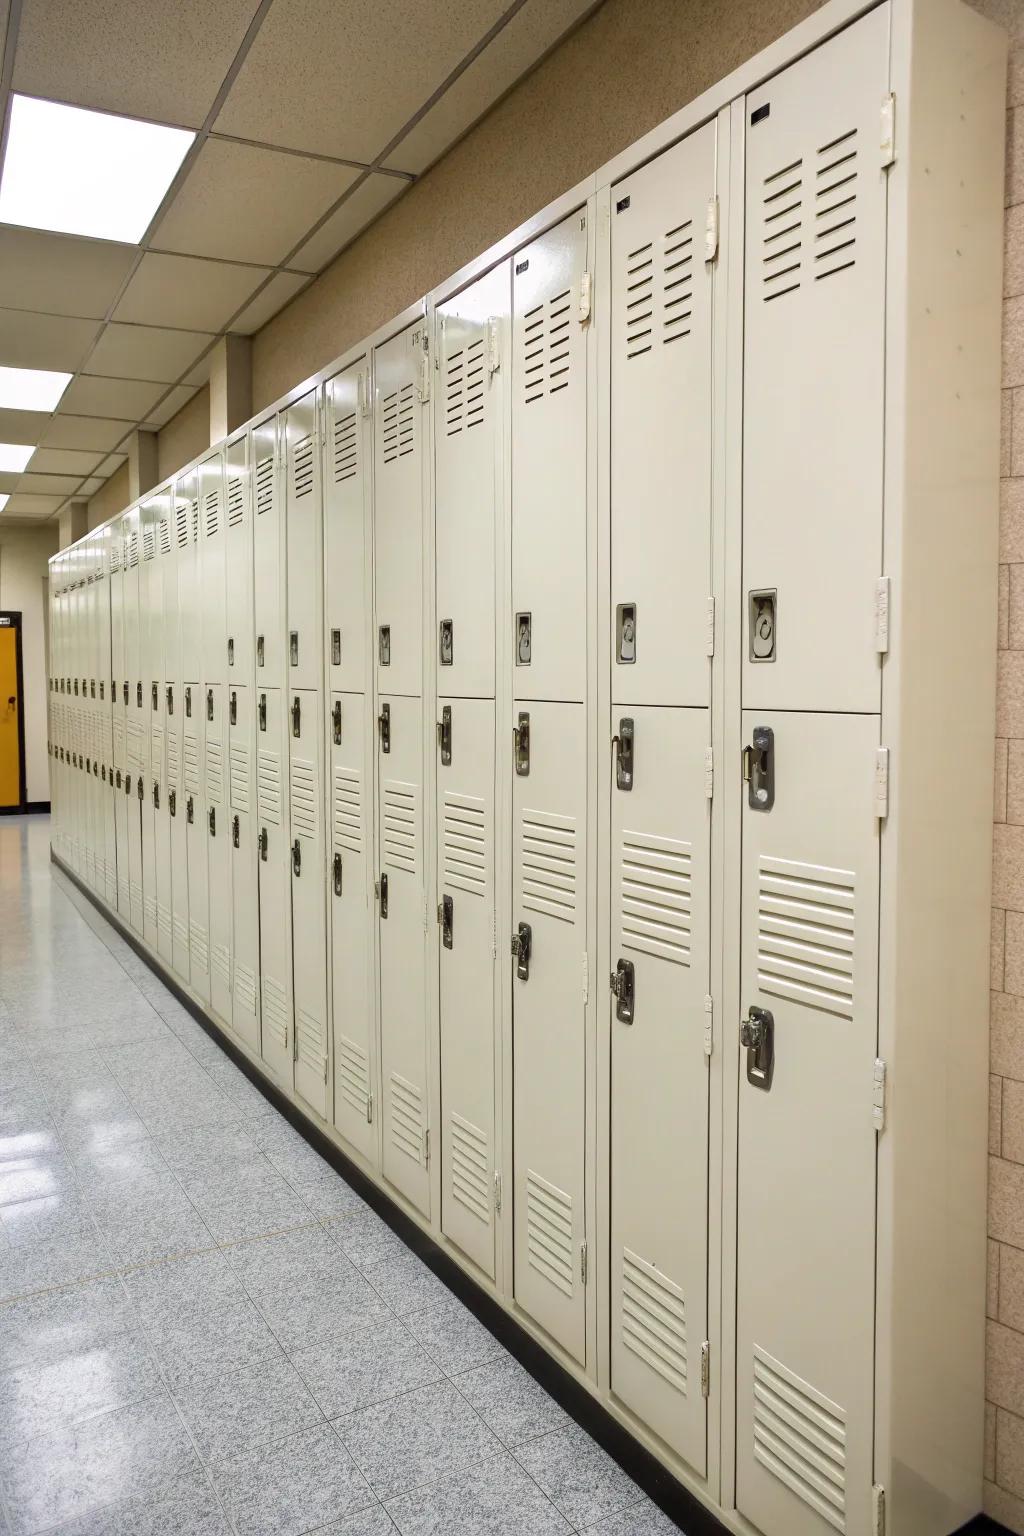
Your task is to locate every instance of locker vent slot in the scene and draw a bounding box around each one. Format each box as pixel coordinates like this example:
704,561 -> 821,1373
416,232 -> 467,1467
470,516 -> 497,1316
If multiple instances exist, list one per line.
234,960 -> 257,1016
290,758 -> 317,838
445,336 -> 486,436
383,781 -> 418,874
520,809 -> 576,922
762,157 -> 803,301
661,220 -> 694,343
175,502 -> 189,548
183,732 -> 200,795
127,532 -> 139,568
127,720 -> 143,769
212,943 -> 231,988
257,749 -> 281,826
167,731 -> 180,784
189,920 -> 209,975
190,500 -> 200,544
109,540 -> 122,572
442,792 -> 487,896
255,456 -> 274,516
382,384 -> 416,464
526,1169 -> 574,1297
227,476 -> 245,528
173,912 -> 188,954
389,1072 -> 424,1163
262,975 -> 289,1048
159,518 -> 172,556
815,128 -> 857,282
752,1345 -> 847,1532
206,738 -> 224,805
622,1248 -> 687,1394
151,723 -> 164,761
337,1035 -> 370,1116
624,242 -> 653,358
332,766 -> 362,853
204,490 -> 220,538
230,742 -> 250,812
333,410 -> 359,482
143,525 -> 155,561
757,856 -> 854,1018
296,1007 -> 323,1066
620,831 -> 692,965
450,1113 -> 490,1225
144,894 -> 157,929
522,288 -> 572,404
292,433 -> 314,498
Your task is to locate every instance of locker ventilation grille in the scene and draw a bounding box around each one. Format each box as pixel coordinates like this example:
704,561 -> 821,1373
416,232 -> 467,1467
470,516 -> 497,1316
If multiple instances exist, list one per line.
382,384 -> 416,464
814,128 -> 857,282
127,532 -> 139,568
290,758 -> 317,838
183,731 -> 200,795
662,220 -> 694,343
212,943 -> 231,988
624,242 -> 653,358
257,749 -> 281,825
337,1035 -> 369,1116
332,766 -> 362,853
296,1007 -> 323,1067
445,336 -> 486,435
109,541 -> 121,573
234,960 -> 257,1017
752,1345 -> 847,1533
292,433 -> 314,498
762,157 -> 803,302
522,288 -> 572,404
263,975 -> 289,1048
389,1072 -> 423,1163
520,809 -> 576,922
230,742 -> 250,812
383,780 -> 418,873
173,912 -> 188,955
190,500 -> 200,545
189,920 -> 209,975
204,490 -> 220,538
526,1169 -> 574,1297
159,518 -> 171,556
143,526 -> 155,561
167,732 -> 180,784
227,476 -> 245,528
175,503 -> 189,549
333,410 -> 358,482
443,792 -> 487,896
622,1248 -> 687,1394
757,856 -> 854,1018
451,1113 -> 490,1225
255,456 -> 274,516
206,738 -> 224,804
620,831 -> 692,965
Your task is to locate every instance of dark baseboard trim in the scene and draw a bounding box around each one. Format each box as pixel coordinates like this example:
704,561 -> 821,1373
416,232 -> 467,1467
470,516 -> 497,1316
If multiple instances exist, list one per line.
51,850 -> 1003,1536
1,801 -> 50,815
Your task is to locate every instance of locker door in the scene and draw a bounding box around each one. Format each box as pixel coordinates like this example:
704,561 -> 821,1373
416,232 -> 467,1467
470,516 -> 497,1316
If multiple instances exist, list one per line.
512,212 -> 589,705
512,700 -> 587,1364
435,264 -> 508,699
206,683 -> 232,1023
285,393 -> 323,691
257,688 -> 294,1086
252,419 -> 285,689
99,542 -> 116,907
736,711 -> 880,1536
225,436 -> 253,680
378,693 -> 429,1216
124,517 -> 144,935
742,5 -> 888,714
178,472 -> 202,690
330,691 -> 375,1160
373,323 -> 427,699
152,679 -> 173,963
325,361 -> 370,693
184,683 -> 210,1004
168,677 -> 190,981
609,706 -> 710,1470
611,125 -> 716,708
438,696 -> 496,1279
140,512 -> 160,949
290,689 -> 330,1118
111,531 -> 129,915
200,453 -> 227,686
230,685 -> 260,1053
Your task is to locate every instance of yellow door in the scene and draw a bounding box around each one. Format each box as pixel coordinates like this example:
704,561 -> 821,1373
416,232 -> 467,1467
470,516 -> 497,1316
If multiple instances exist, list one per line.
0,625 -> 21,808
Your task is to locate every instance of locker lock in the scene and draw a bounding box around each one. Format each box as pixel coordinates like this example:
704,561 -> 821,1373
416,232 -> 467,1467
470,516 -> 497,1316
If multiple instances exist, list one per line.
186,795 -> 194,824
152,781 -> 159,809
512,921 -> 532,981
333,852 -> 343,895
740,1005 -> 774,1091
259,693 -> 267,732
742,725 -> 775,812
257,635 -> 265,669
137,776 -> 144,801
378,702 -> 390,754
169,788 -> 176,817
207,687 -> 214,722
439,619 -> 453,667
123,681 -> 128,705
230,690 -> 237,726
166,685 -> 173,715
136,682 -> 142,708
292,838 -> 302,877
331,629 -> 341,667
232,814 -> 240,849
333,700 -> 342,745
209,807 -> 216,836
378,625 -> 390,667
259,826 -> 268,861
438,705 -> 452,766
614,717 -> 634,792
185,686 -> 192,718
439,894 -> 453,949
514,712 -> 530,776
610,958 -> 635,1024
291,696 -> 301,737
151,682 -> 158,710
378,872 -> 388,918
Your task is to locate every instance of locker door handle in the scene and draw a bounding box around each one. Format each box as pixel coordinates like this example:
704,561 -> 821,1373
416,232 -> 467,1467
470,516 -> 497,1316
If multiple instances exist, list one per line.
292,696 -> 301,737
207,688 -> 214,722
169,789 -> 176,817
610,958 -> 635,1023
514,713 -> 530,776
741,1006 -> 774,1091
332,700 -> 342,745
185,686 -> 192,718
230,691 -> 237,725
257,635 -> 265,669
166,685 -> 173,715
378,702 -> 390,753
186,795 -> 194,824
379,872 -> 388,918
232,814 -> 240,848
290,631 -> 299,667
259,693 -> 267,731
209,807 -> 216,836
613,718 -> 634,792
151,683 -> 158,710
292,839 -> 301,877
153,782 -> 160,809
331,629 -> 341,666
116,769 -> 122,789
440,894 -> 453,949
437,706 -> 452,765
259,827 -> 268,861
137,777 -> 144,801
137,683 -> 142,708
742,726 -> 775,812
333,852 -> 342,895
512,922 -> 532,981
123,681 -> 128,705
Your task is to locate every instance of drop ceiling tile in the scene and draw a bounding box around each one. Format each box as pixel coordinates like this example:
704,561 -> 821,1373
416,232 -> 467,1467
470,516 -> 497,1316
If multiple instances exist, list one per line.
77,477 -> 105,497
153,139 -> 359,267
385,0 -> 597,174
27,446 -> 103,476
4,493 -> 63,515
114,252 -> 269,332
0,407 -> 51,444
94,454 -> 128,479
230,271 -> 312,334
57,375 -> 164,419
15,472 -> 83,496
291,176 -> 407,273
0,309 -> 100,372
13,0 -> 263,128
144,385 -> 198,429
87,323 -> 214,384
0,227 -> 137,320
214,0 -> 507,161
183,351 -> 213,388
0,473 -> 20,494
39,415 -> 132,452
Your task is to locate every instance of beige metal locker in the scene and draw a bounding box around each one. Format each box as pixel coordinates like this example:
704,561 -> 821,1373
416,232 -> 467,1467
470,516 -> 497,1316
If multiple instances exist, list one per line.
257,687 -> 294,1086
325,361 -> 370,694
610,125 -> 716,708
252,418 -> 285,689
512,699 -> 587,1365
511,212 -> 589,705
110,525 -> 129,916
438,695 -> 497,1279
378,692 -> 430,1216
98,532 -> 116,907
183,681 -> 210,1004
289,688 -> 330,1118
285,392 -> 323,692
169,490 -> 190,980
207,682 -> 232,1024
200,452 -> 227,685
230,684 -> 260,1053
124,513 -> 144,935
140,511 -> 159,950
178,469 -> 201,690
736,710 -> 880,1536
373,323 -> 427,699
225,435 -> 253,680
742,6 -> 888,715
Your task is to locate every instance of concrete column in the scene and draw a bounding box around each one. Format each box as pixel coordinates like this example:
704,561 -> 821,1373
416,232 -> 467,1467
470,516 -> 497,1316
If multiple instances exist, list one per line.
57,500 -> 89,550
127,430 -> 159,503
209,334 -> 253,442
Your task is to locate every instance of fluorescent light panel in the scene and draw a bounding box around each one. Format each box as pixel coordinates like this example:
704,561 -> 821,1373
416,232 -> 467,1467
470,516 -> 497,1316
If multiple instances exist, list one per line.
0,366 -> 72,412
0,95 -> 195,244
0,443 -> 34,472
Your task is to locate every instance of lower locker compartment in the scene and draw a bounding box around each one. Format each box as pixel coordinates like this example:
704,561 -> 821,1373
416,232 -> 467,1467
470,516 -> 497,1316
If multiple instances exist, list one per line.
256,689 -> 293,1088
206,684 -> 232,1024
231,686 -> 260,1054
290,688 -> 329,1119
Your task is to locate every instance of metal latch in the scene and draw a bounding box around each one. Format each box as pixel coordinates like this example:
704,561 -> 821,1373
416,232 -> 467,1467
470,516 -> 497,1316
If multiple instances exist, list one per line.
185,686 -> 191,718
740,1005 -> 774,1090
166,685 -> 173,715
232,814 -> 240,848
291,696 -> 301,737
333,700 -> 342,745
290,631 -> 299,667
440,894 -> 453,949
331,629 -> 341,666
116,769 -> 122,789
610,958 -> 635,1023
378,701 -> 390,753
227,637 -> 234,667
439,619 -> 453,667
258,693 -> 267,731
438,705 -> 452,766
333,852 -> 343,895
136,682 -> 142,708
259,826 -> 268,861
257,635 -> 265,669
512,921 -> 532,981
153,781 -> 159,809
379,871 -> 388,918
208,806 -> 216,836
616,602 -> 637,664
186,795 -> 194,824
169,788 -> 176,817
742,726 -> 774,812
614,717 -> 634,791
151,682 -> 158,710
514,712 -> 530,776
292,838 -> 301,876
230,691 -> 237,725
378,625 -> 391,667
206,687 -> 213,722
123,680 -> 129,705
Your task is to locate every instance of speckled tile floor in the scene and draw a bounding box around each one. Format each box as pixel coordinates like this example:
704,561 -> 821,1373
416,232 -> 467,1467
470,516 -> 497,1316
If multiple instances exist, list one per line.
0,817 -> 685,1536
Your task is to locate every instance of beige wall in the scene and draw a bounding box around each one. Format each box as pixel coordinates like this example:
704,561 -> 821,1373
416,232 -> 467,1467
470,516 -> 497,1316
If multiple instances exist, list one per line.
0,525 -> 57,805
157,384 -> 210,484
86,462 -> 129,532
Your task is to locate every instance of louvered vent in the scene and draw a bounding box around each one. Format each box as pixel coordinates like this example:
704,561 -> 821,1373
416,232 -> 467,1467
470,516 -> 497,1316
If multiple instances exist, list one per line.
620,830 -> 692,965
229,741 -> 249,812
290,758 -> 317,838
167,730 -> 180,785
159,518 -> 171,556
143,525 -> 155,561
292,433 -> 314,498
234,960 -> 257,1017
332,766 -> 362,853
815,128 -> 857,282
226,476 -> 245,528
189,919 -> 209,974
333,411 -> 358,482
183,729 -> 200,795
262,975 -> 289,1048
451,1113 -> 490,1226
445,336 -> 486,436
389,1072 -> 423,1162
383,780 -> 418,873
662,220 -> 694,342
622,1248 -> 687,1394
753,1346 -> 847,1532
382,384 -> 416,464
109,539 -> 122,573
206,738 -> 224,804
757,855 -> 855,1018
526,1169 -> 574,1297
257,749 -> 281,826
212,942 -> 231,988
173,911 -> 188,955
127,532 -> 139,568
624,242 -> 654,358
190,500 -> 200,545
763,157 -> 804,302
255,456 -> 274,516
295,1007 -> 323,1068
520,809 -> 576,922
175,503 -> 189,549
337,1035 -> 370,1116
442,792 -> 487,896
204,490 -> 220,538
523,288 -> 572,404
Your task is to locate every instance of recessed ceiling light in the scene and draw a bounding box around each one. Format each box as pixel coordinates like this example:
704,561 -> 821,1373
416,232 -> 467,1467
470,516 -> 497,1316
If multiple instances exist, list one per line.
0,443 -> 34,473
0,367 -> 72,412
0,94 -> 195,244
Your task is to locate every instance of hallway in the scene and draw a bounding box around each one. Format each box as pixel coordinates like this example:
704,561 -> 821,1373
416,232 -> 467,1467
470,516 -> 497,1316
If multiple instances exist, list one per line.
0,816 -> 674,1536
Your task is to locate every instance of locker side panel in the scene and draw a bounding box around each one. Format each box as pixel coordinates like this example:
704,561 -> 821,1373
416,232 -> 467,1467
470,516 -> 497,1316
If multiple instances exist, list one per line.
257,688 -> 294,1087
330,691 -> 375,1162
290,688 -> 330,1119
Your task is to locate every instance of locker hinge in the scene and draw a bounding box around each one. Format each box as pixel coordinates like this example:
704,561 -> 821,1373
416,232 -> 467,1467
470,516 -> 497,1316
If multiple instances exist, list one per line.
704,197 -> 719,262
872,1483 -> 886,1536
705,596 -> 715,656
358,368 -> 372,417
423,1127 -> 430,1167
578,270 -> 593,325
487,316 -> 501,375
582,952 -> 589,1005
880,94 -> 896,169
366,1091 -> 373,1125
873,1058 -> 887,1134
580,1242 -> 588,1285
494,1172 -> 502,1214
874,576 -> 890,654
704,994 -> 714,1058
415,329 -> 430,402
700,1341 -> 710,1397
875,747 -> 889,820
704,746 -> 714,800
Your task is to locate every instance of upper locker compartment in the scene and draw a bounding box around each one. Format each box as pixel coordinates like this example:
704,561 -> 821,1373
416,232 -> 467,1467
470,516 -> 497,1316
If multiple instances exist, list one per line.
611,122 -> 716,707
199,451 -> 227,686
374,320 -> 428,699
225,434 -> 253,680
285,390 -> 323,692
742,3 -> 889,715
177,468 -> 201,685
512,210 -> 589,704
436,262 -> 509,699
252,417 -> 286,689
325,359 -> 370,693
